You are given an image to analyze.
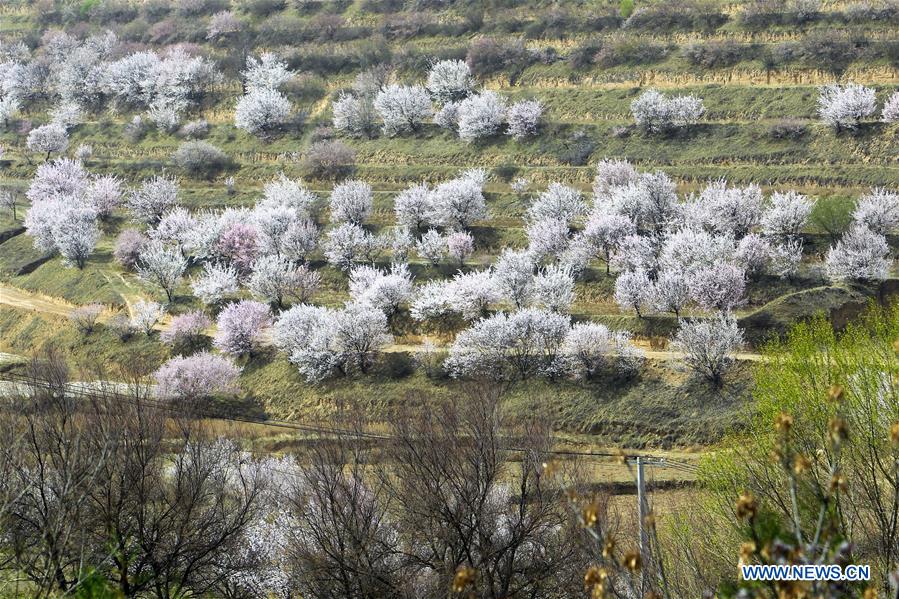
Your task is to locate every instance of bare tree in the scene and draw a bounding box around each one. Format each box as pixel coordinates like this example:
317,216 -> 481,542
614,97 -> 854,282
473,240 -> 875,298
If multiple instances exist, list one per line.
285,408 -> 406,598
0,351 -> 267,599
0,349 -> 108,596
382,383 -> 584,598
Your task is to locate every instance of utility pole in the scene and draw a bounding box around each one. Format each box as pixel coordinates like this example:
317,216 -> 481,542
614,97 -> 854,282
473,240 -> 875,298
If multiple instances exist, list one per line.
636,456 -> 649,563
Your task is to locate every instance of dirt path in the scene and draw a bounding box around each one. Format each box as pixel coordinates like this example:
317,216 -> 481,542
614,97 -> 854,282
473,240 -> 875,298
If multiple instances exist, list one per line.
1,283 -> 763,361
0,283 -> 169,331
0,284 -> 76,317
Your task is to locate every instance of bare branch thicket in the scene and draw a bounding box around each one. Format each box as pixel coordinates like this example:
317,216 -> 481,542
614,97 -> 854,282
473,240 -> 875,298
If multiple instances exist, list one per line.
0,349 -> 267,599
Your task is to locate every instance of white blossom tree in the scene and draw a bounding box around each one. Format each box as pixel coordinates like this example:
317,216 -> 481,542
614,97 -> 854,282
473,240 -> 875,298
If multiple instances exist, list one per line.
651,269 -> 690,317
373,84 -> 433,136
558,233 -> 595,277
138,240 -> 188,303
410,280 -> 455,323
152,207 -> 196,249
851,188 -> 899,235
214,300 -> 272,356
583,211 -> 636,273
527,183 -> 586,226
769,238 -> 804,278
607,171 -> 680,237
24,198 -> 64,254
273,304 -> 335,358
333,303 -> 394,374
760,190 -> 813,241
85,175 -> 123,218
563,322 -> 644,379
26,123 -> 68,160
456,91 -> 506,142
261,174 -> 317,218
526,218 -> 570,262
53,206 -> 99,269
825,224 -> 891,282
688,262 -> 746,312
235,88 -> 291,137
329,180 -> 372,225
434,102 -> 460,131
348,263 -> 413,317
191,261 -> 239,306
278,302 -> 392,380
416,229 -> 446,266
883,91 -> 899,123
592,158 -> 639,199
444,309 -> 569,380
26,157 -> 88,204
332,93 -> 377,138
388,226 -> 414,262
323,223 -> 368,270
243,53 -> 292,93
659,228 -> 733,275
253,203 -> 299,258
494,249 -> 536,308
614,269 -> 652,317
734,233 -> 773,277
0,96 -> 20,127
534,264 -> 575,313
631,89 -> 704,133
817,83 -> 876,131
128,175 -> 179,225
131,298 -> 166,335
49,101 -> 83,130
430,170 -> 488,229
250,254 -> 321,308
446,230 -> 474,266
672,313 -> 743,387
610,234 -> 657,273
506,99 -> 542,139
685,180 -> 763,238
393,184 -> 433,232
426,60 -> 474,105
280,219 -> 319,263
448,269 -> 500,320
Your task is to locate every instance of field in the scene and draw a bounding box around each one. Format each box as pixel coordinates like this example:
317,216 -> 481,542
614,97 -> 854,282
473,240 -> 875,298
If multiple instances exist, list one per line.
1,0 -> 897,451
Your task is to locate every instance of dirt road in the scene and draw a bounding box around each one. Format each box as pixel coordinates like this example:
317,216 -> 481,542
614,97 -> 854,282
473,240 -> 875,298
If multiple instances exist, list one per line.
0,283 -> 763,361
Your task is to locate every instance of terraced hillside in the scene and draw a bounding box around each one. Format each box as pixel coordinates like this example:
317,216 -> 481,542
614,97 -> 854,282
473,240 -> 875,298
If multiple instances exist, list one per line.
0,0 -> 897,446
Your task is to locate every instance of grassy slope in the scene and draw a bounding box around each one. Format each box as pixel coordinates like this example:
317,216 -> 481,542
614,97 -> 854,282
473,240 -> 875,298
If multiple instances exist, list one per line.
0,304 -> 752,448
0,0 -> 896,448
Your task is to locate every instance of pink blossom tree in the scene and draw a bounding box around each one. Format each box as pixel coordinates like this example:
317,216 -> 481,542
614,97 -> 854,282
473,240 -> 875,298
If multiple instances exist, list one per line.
214,300 -> 272,357
687,263 -> 746,312
446,230 -> 474,266
154,352 -> 241,401
160,310 -> 211,350
216,222 -> 260,274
